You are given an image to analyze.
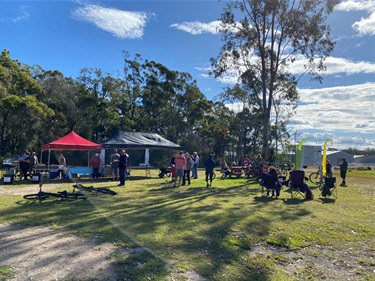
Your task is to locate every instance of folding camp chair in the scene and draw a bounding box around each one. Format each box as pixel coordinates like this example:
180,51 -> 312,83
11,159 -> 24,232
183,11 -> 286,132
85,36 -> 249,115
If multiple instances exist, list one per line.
259,173 -> 280,197
320,177 -> 337,199
289,170 -> 307,198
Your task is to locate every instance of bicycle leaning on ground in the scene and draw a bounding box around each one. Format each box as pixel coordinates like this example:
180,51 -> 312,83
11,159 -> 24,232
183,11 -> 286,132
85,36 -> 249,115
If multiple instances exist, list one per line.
72,183 -> 117,195
23,183 -> 87,204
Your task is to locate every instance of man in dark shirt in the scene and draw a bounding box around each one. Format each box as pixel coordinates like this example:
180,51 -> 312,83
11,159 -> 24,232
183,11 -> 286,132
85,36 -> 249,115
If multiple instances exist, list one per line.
204,154 -> 216,187
338,158 -> 348,186
118,150 -> 128,186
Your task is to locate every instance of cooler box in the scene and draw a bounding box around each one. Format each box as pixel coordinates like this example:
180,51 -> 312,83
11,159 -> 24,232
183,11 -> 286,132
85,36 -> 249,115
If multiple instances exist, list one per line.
49,170 -> 59,179
3,174 -> 14,184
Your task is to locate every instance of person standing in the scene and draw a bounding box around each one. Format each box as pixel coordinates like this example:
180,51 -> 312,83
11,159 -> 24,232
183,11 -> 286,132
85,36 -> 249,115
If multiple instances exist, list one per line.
204,154 -> 216,187
89,153 -> 101,180
110,149 -> 120,181
170,153 -> 177,182
192,151 -> 199,179
118,150 -> 128,186
59,154 -> 66,167
174,150 -> 186,187
325,159 -> 332,178
19,151 -> 30,180
338,157 -> 348,186
29,151 -> 38,176
182,152 -> 194,186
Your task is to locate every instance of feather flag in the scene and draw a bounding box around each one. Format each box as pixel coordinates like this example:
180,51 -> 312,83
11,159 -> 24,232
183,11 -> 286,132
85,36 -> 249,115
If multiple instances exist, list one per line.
296,137 -> 309,170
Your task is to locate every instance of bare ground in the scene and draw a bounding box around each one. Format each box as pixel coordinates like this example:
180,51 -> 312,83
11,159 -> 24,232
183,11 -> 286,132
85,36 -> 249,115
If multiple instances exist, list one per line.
0,224 -> 118,281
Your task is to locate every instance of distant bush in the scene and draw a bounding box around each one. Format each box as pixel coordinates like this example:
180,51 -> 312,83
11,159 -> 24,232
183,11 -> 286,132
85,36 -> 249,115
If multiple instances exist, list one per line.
355,166 -> 371,171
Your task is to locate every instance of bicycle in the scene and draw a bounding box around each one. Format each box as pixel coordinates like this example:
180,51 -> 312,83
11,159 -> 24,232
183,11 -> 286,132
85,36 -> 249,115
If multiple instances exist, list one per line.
278,161 -> 295,178
72,183 -> 117,195
308,166 -> 325,188
23,184 -> 87,204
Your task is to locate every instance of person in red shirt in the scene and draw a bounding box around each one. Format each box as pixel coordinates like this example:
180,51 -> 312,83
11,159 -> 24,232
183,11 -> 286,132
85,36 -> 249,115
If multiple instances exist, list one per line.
174,150 -> 186,187
89,153 -> 101,180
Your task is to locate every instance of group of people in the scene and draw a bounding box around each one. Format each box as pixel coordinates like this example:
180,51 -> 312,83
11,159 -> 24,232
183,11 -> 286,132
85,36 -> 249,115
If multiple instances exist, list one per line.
18,150 -> 38,180
108,149 -> 129,186
325,157 -> 348,186
168,151 -> 216,188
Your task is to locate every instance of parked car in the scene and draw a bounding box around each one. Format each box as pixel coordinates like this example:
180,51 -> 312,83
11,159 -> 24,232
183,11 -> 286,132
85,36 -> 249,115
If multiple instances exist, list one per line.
2,156 -> 18,168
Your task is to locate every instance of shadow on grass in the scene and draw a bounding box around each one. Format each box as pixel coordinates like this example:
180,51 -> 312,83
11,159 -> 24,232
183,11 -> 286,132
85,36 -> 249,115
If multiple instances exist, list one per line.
0,178 -> 313,280
318,197 -> 336,204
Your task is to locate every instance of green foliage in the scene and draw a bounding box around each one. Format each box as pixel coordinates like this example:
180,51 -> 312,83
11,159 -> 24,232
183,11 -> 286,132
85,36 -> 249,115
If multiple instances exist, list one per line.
1,50 -> 236,159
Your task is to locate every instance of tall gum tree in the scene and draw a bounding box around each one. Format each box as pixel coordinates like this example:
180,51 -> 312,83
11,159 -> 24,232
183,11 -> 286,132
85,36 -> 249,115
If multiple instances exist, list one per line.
211,0 -> 339,160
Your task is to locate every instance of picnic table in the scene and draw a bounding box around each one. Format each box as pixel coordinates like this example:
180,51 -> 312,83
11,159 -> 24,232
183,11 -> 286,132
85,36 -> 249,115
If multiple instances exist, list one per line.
229,166 -> 244,178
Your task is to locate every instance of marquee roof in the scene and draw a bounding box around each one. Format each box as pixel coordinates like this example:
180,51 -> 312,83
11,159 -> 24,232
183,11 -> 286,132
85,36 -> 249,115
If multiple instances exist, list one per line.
102,131 -> 182,150
41,131 -> 102,151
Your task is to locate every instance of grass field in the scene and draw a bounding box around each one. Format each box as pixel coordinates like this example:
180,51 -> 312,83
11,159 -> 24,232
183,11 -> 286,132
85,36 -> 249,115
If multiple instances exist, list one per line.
0,168 -> 374,280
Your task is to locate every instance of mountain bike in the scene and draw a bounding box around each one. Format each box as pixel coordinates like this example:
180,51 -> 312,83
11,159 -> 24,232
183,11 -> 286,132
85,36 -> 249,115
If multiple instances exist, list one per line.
23,184 -> 87,204
308,166 -> 325,188
72,183 -> 117,195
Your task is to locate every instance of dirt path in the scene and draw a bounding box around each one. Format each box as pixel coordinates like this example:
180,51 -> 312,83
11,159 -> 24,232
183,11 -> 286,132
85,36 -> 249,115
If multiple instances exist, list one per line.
0,183 -> 64,196
0,224 -> 118,281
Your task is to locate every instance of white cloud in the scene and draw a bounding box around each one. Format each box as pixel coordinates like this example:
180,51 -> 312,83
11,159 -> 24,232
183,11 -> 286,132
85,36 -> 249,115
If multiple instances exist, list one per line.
225,82 -> 375,149
72,4 -> 153,39
198,55 -> 375,85
335,0 -> 375,36
0,6 -> 30,23
170,20 -> 222,35
291,83 -> 374,135
288,55 -> 375,75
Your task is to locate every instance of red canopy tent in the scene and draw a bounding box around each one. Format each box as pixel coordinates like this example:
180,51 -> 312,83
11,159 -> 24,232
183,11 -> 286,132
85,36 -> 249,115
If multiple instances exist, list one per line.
41,131 -> 102,170
41,131 -> 102,151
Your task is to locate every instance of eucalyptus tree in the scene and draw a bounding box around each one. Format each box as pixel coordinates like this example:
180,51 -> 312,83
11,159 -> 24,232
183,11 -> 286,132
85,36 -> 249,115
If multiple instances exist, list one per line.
194,101 -> 233,161
140,60 -> 212,147
77,68 -> 126,142
0,49 -> 54,155
211,0 -> 339,160
31,67 -> 84,144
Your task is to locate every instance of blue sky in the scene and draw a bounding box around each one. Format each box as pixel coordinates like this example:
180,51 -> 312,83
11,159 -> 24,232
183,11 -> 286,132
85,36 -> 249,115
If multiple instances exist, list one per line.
1,0 -> 374,151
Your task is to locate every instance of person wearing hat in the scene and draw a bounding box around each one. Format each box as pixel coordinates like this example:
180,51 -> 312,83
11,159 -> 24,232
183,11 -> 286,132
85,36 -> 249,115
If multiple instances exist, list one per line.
204,154 -> 216,187
89,153 -> 101,180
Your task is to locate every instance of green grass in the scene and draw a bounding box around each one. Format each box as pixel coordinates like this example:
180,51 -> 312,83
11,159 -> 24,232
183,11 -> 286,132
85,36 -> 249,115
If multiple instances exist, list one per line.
0,169 -> 374,280
0,266 -> 13,281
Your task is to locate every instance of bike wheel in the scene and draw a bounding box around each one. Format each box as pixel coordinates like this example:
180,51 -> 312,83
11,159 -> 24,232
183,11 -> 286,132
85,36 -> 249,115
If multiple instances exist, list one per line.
309,172 -> 321,185
23,193 -> 49,203
62,192 -> 87,200
96,188 -> 117,195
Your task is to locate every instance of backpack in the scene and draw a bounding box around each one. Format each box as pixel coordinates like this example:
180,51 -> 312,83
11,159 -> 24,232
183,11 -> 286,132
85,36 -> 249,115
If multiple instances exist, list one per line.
305,186 -> 314,200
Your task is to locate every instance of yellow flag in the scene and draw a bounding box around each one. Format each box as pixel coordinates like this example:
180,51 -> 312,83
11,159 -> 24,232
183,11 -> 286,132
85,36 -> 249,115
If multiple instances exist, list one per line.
322,139 -> 333,174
